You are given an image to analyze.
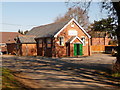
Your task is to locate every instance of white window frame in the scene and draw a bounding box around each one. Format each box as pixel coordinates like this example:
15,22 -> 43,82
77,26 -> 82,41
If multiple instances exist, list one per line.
59,36 -> 64,46
81,36 -> 86,46
47,38 -> 51,48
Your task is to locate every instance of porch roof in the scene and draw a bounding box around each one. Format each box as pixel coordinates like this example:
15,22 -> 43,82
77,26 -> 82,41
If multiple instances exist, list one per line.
66,36 -> 84,44
17,35 -> 36,44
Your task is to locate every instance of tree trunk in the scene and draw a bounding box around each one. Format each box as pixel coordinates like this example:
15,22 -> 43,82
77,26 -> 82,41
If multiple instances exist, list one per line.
112,2 -> 120,72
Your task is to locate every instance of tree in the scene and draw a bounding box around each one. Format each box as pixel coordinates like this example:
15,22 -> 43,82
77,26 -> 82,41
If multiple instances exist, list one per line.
66,1 -> 120,73
111,2 -> 120,73
55,7 -> 90,30
18,29 -> 21,34
91,17 -> 117,36
18,29 -> 23,35
18,29 -> 29,35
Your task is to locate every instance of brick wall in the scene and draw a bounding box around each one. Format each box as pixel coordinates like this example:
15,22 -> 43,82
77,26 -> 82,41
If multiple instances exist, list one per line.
7,43 -> 17,55
37,38 -> 53,57
54,21 -> 91,57
91,38 -> 111,45
22,44 -> 37,56
36,21 -> 91,57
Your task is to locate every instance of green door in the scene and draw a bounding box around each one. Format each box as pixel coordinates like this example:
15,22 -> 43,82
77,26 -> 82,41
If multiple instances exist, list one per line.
74,44 -> 77,56
74,44 -> 83,56
79,44 -> 83,55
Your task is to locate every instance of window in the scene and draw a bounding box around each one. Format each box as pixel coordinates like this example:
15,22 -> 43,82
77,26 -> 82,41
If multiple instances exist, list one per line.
47,38 -> 51,48
59,36 -> 64,46
81,36 -> 85,46
38,39 -> 42,48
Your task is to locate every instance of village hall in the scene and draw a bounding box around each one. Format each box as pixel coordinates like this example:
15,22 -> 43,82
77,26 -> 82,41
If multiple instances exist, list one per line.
16,18 -> 91,57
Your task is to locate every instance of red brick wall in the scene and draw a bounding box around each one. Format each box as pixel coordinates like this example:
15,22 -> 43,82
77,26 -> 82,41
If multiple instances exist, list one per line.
22,44 -> 37,56
37,38 -> 52,57
36,21 -> 91,57
91,38 -> 111,45
7,43 -> 17,55
54,21 -> 91,57
91,38 -> 111,53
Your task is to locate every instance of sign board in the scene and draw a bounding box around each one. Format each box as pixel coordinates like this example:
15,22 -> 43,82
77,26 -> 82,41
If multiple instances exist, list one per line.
68,30 -> 77,36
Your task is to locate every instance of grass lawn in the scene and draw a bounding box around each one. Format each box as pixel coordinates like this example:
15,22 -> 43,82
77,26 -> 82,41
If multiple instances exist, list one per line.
2,68 -> 27,90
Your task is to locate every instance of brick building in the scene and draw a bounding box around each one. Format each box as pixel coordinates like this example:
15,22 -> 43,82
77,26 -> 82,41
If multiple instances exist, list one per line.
19,18 -> 91,57
0,32 -> 21,55
89,31 -> 111,45
88,31 -> 112,53
16,35 -> 37,56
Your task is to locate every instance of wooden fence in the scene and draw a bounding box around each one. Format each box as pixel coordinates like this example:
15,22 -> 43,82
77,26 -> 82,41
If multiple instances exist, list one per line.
91,45 -> 117,53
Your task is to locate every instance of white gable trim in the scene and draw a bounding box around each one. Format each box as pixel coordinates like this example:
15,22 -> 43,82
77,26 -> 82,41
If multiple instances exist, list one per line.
70,36 -> 84,44
54,18 -> 74,37
54,18 -> 91,38
73,19 -> 91,38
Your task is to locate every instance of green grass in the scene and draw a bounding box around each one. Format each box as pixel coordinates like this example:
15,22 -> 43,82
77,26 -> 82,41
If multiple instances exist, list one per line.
112,73 -> 120,78
2,68 -> 27,90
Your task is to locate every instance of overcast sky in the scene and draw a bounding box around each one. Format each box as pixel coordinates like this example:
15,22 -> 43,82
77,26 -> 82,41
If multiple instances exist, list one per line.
1,2 -> 108,32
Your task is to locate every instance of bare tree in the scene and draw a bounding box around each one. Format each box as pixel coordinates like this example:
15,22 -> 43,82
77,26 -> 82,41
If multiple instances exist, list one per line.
54,7 -> 90,31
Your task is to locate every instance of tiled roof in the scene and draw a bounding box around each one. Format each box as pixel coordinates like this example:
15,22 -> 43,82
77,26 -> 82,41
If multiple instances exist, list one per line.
26,19 -> 71,38
0,32 -> 21,43
66,36 -> 76,43
88,31 -> 108,38
18,35 -> 36,44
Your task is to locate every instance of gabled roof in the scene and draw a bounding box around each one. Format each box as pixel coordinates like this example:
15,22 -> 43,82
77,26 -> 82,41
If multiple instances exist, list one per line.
26,18 -> 91,39
54,18 -> 91,38
26,19 -> 71,38
17,35 -> 36,44
0,32 -> 21,43
67,36 -> 76,43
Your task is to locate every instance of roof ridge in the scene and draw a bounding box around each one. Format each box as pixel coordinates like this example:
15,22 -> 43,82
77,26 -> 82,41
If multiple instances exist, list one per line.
31,19 -> 70,29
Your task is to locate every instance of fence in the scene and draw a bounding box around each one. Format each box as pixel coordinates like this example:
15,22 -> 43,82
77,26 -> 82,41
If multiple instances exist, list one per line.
91,45 -> 117,53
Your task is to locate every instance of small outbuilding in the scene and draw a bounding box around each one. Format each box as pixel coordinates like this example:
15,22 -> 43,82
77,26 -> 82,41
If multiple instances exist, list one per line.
0,32 -> 21,55
16,35 -> 37,56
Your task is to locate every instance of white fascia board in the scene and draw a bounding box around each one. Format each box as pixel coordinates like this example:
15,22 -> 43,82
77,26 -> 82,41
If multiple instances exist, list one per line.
54,18 -> 74,37
70,36 -> 84,44
54,18 -> 91,38
72,19 -> 91,38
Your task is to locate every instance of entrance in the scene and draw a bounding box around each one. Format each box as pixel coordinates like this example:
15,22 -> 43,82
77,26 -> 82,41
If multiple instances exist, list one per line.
74,44 -> 83,56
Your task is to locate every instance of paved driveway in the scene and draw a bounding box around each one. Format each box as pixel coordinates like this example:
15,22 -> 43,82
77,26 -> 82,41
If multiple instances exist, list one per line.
2,54 -> 120,89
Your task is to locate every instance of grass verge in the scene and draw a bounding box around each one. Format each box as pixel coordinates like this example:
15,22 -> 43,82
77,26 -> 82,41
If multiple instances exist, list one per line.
2,68 -> 28,90
112,73 -> 120,78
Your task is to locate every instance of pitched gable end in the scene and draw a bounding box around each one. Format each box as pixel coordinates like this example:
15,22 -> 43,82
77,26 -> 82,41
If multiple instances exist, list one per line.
54,18 -> 91,38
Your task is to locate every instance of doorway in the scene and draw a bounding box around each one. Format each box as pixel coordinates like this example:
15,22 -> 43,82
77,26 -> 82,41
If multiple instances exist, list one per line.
74,44 -> 83,56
